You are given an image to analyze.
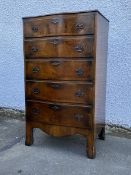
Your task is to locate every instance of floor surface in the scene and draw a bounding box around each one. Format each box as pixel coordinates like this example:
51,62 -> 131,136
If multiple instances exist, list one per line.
0,119 -> 131,175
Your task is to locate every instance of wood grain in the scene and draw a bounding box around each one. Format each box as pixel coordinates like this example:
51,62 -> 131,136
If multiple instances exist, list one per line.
26,80 -> 93,104
23,11 -> 109,159
26,100 -> 92,129
24,36 -> 94,58
25,121 -> 92,138
25,59 -> 94,80
23,13 -> 94,37
94,12 -> 109,136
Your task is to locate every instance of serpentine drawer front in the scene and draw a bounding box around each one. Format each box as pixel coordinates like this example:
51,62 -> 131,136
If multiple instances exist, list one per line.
23,10 -> 109,159
26,80 -> 93,104
25,36 -> 94,58
26,101 -> 92,129
25,59 -> 93,80
23,13 -> 94,37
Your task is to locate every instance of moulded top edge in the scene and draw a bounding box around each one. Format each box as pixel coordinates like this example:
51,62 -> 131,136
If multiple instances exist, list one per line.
22,10 -> 109,22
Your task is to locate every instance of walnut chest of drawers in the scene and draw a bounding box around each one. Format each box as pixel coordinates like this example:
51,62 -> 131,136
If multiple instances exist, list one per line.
23,10 -> 109,159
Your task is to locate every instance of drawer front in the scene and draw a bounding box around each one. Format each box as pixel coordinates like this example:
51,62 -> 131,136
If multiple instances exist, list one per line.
26,59 -> 93,81
24,36 -> 94,58
26,81 -> 93,104
26,101 -> 92,129
24,13 -> 94,37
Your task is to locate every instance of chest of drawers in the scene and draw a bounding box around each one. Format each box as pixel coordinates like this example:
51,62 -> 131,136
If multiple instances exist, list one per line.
23,10 -> 109,159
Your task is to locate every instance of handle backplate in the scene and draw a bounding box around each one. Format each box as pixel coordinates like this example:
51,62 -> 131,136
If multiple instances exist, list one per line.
31,47 -> 38,52
50,60 -> 61,66
32,88 -> 40,94
47,82 -> 62,89
32,108 -> 39,115
50,18 -> 60,24
74,114 -> 83,121
32,26 -> 38,32
48,104 -> 61,111
76,68 -> 84,76
32,67 -> 40,73
74,45 -> 84,52
75,23 -> 84,30
75,90 -> 84,97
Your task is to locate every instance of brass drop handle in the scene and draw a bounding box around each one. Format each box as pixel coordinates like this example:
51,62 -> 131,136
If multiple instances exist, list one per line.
32,26 -> 38,32
31,47 -> 38,52
74,114 -> 83,121
76,68 -> 84,76
50,60 -> 61,66
33,88 -> 40,94
47,83 -> 62,89
75,90 -> 84,97
74,45 -> 84,52
76,23 -> 84,30
49,38 -> 60,45
32,67 -> 40,73
50,18 -> 60,24
48,104 -> 61,111
32,108 -> 39,115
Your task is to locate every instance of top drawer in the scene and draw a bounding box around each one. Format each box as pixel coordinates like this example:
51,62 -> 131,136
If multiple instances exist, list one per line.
23,13 -> 95,37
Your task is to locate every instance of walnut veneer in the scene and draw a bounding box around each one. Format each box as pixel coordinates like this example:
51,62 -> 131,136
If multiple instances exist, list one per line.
23,10 -> 109,159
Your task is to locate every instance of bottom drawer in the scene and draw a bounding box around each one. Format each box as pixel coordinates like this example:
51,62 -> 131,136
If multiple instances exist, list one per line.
26,100 -> 93,129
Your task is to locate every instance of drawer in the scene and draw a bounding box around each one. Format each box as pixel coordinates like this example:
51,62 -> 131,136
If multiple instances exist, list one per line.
24,36 -> 94,58
26,80 -> 93,104
25,59 -> 94,81
26,100 -> 93,129
23,13 -> 94,37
